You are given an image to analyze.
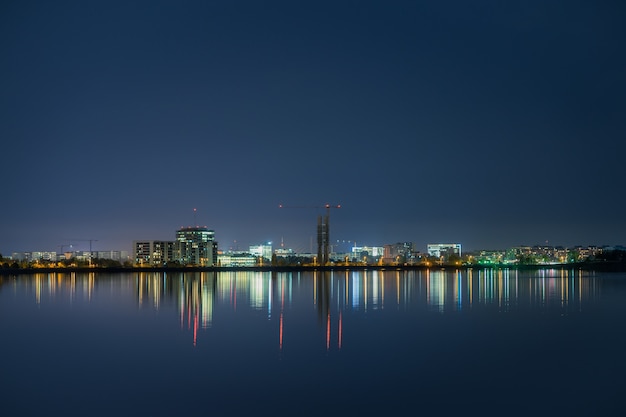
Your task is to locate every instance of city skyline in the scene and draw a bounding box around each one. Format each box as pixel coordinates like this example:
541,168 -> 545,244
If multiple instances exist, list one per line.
4,213 -> 623,259
2,1 -> 624,255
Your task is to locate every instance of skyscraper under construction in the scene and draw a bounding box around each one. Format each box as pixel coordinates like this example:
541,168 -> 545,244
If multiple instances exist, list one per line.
317,214 -> 329,265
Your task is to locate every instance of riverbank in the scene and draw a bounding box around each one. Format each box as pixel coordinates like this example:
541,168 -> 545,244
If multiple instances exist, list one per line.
2,261 -> 626,275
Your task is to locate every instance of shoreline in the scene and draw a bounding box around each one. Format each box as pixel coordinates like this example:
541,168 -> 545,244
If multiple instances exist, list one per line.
2,261 -> 626,275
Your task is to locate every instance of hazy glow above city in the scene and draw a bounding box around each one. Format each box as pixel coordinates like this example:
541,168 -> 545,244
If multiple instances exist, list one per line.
1,1 -> 624,255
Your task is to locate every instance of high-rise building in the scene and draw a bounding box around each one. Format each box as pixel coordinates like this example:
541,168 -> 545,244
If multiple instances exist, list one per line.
151,241 -> 175,265
133,241 -> 161,265
175,227 -> 217,266
317,214 -> 329,265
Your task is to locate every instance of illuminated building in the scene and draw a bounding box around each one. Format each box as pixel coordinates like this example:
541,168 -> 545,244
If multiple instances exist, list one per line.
175,227 -> 218,266
351,246 -> 384,257
151,241 -> 174,264
427,243 -> 462,258
217,253 -> 257,267
94,251 -> 130,262
133,228 -> 218,266
383,242 -> 414,264
351,246 -> 384,263
133,241 -> 174,265
249,242 -> 273,261
274,248 -> 294,257
133,241 -> 153,265
11,252 -> 57,262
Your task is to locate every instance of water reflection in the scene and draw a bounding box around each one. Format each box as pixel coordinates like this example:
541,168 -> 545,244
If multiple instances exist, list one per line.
2,269 -> 623,417
0,268 -> 603,348
314,271 -> 342,350
0,272 -> 99,306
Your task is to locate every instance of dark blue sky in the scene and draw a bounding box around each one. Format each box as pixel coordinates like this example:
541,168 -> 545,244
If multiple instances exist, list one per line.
1,0 -> 625,254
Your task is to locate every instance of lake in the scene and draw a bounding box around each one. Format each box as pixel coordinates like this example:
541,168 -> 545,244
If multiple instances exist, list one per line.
1,269 -> 625,416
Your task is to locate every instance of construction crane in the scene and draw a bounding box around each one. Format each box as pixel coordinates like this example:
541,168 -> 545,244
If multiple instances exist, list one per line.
58,243 -> 73,253
57,243 -> 75,259
67,239 -> 98,265
279,204 -> 341,266
68,239 -> 98,252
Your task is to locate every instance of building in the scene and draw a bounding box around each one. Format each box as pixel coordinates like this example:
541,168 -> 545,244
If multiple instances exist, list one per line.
274,248 -> 294,257
472,250 -> 506,265
427,243 -> 462,259
351,246 -> 384,263
94,251 -> 130,262
12,252 -> 57,262
383,242 -> 414,264
133,227 -> 218,266
133,241 -> 153,265
249,242 -> 273,261
218,253 -> 257,267
133,241 -> 176,265
175,227 -> 218,266
151,241 -> 175,265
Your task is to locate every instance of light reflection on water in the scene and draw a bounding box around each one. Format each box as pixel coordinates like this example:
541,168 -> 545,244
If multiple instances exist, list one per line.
1,269 -> 625,416
4,268 -> 602,308
2,269 -> 602,346
139,268 -> 599,318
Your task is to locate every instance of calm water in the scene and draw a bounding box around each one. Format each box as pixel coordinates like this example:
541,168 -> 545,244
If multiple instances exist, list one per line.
1,269 -> 626,416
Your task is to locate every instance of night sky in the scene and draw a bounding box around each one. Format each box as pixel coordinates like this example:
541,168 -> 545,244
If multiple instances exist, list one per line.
2,0 -> 625,255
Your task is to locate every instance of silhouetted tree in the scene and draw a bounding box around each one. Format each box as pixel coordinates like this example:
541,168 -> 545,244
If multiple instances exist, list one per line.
517,254 -> 536,265
445,254 -> 462,265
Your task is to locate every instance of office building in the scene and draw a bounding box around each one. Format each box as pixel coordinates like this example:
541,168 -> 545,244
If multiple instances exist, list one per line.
218,253 -> 257,267
383,242 -> 414,264
249,242 -> 273,261
175,227 -> 217,266
427,243 -> 462,258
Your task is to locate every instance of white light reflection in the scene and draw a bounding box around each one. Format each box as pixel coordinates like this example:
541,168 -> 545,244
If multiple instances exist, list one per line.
6,269 -> 604,350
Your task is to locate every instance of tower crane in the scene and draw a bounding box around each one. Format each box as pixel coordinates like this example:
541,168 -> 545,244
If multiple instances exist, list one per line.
57,244 -> 75,259
58,243 -> 73,252
278,204 -> 341,266
67,239 -> 98,265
